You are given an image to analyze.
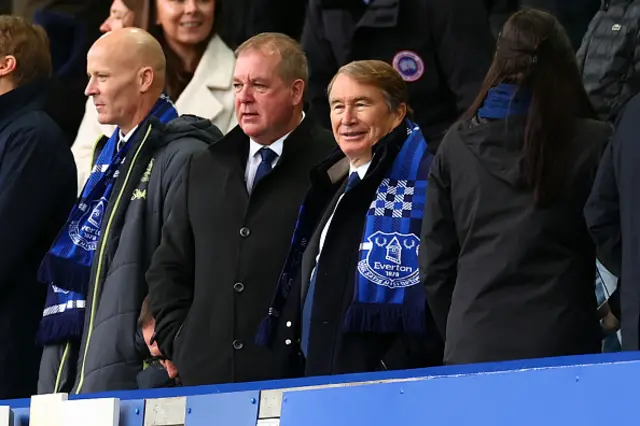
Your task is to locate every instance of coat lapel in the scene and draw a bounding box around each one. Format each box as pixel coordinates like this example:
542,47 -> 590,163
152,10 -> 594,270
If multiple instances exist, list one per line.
175,35 -> 235,123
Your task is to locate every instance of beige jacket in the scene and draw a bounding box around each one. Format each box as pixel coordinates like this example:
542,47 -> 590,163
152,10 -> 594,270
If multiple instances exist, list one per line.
71,34 -> 237,193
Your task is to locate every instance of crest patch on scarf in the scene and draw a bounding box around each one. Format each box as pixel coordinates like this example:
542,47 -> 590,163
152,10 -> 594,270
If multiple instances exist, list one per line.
358,230 -> 419,288
68,196 -> 107,251
392,50 -> 424,82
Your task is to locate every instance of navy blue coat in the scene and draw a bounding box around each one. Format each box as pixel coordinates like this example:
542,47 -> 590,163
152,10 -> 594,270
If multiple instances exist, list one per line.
0,80 -> 77,399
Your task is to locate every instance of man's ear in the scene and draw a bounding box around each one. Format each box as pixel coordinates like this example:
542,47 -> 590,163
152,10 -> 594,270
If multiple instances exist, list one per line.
291,78 -> 305,106
0,55 -> 17,78
139,66 -> 154,93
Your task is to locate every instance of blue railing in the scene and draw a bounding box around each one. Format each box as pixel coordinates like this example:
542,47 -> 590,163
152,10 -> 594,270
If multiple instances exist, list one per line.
4,351 -> 640,426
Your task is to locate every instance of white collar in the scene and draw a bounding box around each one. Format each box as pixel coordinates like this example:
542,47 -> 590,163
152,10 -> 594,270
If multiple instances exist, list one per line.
248,112 -> 305,159
119,125 -> 139,143
349,160 -> 372,180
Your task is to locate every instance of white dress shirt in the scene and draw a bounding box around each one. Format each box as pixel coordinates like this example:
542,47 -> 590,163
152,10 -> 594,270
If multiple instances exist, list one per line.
316,160 -> 372,265
244,112 -> 305,192
117,125 -> 138,151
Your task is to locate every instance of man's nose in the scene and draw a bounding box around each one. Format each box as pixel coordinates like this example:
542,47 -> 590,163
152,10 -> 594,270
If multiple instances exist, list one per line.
342,106 -> 357,124
236,85 -> 254,103
85,79 -> 97,97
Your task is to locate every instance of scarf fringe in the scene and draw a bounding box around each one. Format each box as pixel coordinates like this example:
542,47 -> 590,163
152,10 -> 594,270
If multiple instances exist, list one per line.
38,253 -> 90,293
255,314 -> 278,347
342,303 -> 427,335
36,309 -> 85,346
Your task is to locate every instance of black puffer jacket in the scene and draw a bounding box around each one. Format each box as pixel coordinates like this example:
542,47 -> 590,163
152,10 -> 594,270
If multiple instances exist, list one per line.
577,0 -> 640,122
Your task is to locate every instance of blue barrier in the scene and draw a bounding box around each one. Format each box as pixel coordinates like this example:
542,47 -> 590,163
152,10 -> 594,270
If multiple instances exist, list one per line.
4,352 -> 640,425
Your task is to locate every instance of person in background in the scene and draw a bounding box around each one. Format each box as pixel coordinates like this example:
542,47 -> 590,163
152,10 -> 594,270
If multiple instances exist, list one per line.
584,90 -> 640,351
0,15 -> 77,400
217,0 -> 309,49
302,0 -> 495,153
100,0 -> 139,33
146,33 -> 334,387
576,0 -> 640,123
521,0 -> 600,51
421,9 -> 609,365
72,0 -> 236,193
13,0 -> 111,141
37,28 -> 220,395
258,60 -> 442,376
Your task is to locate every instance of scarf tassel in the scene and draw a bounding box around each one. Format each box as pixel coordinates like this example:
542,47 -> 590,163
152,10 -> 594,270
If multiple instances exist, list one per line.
38,253 -> 90,294
36,308 -> 85,346
255,312 -> 279,347
342,303 -> 427,335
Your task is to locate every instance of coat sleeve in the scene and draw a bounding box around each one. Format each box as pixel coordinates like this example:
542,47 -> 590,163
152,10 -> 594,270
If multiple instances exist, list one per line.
584,138 -> 621,277
420,147 -> 460,339
427,0 -> 495,114
146,157 -> 196,360
301,0 -> 339,129
0,127 -> 72,291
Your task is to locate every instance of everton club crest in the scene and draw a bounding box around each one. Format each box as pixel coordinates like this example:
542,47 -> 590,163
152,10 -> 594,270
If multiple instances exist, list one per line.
68,196 -> 107,251
357,231 -> 420,288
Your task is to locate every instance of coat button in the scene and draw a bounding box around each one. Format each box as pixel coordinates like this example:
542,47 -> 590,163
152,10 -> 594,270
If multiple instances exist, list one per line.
286,321 -> 292,328
233,282 -> 245,293
239,227 -> 251,238
285,339 -> 292,345
233,340 -> 244,350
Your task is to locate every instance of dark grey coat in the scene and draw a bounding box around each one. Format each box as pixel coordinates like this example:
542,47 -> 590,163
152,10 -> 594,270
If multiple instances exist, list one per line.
421,116 -> 610,365
38,115 -> 221,394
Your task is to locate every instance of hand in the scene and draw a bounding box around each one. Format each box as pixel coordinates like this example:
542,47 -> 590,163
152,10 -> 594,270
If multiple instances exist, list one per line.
142,322 -> 179,379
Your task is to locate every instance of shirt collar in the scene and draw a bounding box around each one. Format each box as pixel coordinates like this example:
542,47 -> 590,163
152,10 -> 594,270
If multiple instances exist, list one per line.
349,160 -> 371,180
248,111 -> 305,159
119,125 -> 139,143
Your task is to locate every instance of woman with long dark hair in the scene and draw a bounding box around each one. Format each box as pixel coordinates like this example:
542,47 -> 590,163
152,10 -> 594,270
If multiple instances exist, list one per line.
420,9 -> 611,365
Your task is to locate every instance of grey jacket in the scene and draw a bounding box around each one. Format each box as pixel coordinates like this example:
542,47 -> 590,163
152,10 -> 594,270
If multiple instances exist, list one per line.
39,115 -> 222,394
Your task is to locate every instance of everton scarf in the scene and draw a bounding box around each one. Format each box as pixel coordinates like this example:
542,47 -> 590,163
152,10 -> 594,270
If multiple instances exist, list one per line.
342,121 -> 431,334
36,94 -> 178,345
477,83 -> 531,119
256,121 -> 432,346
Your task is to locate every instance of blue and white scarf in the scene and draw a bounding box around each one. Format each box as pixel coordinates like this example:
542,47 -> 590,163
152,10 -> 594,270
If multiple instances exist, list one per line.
342,122 -> 432,334
36,94 -> 178,345
256,121 -> 432,346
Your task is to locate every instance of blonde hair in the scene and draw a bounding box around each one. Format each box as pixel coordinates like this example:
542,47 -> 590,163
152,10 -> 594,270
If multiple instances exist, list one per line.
328,60 -> 411,115
235,32 -> 308,85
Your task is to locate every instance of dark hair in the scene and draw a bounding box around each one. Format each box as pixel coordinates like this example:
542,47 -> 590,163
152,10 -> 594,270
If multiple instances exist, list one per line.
148,0 -> 221,100
463,9 -> 595,205
0,16 -> 51,87
138,295 -> 154,329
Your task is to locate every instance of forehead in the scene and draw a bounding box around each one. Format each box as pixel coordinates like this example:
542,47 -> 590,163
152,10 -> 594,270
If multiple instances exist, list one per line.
233,49 -> 281,80
329,73 -> 384,101
87,42 -> 132,71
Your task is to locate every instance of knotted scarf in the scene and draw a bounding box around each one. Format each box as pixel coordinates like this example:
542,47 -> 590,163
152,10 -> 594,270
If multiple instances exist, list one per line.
36,94 -> 178,345
343,121 -> 432,334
